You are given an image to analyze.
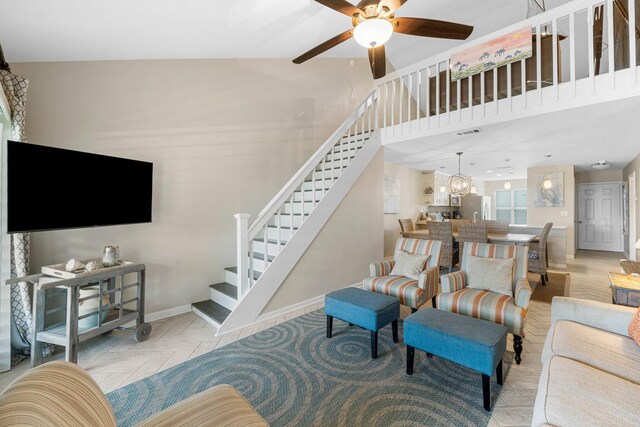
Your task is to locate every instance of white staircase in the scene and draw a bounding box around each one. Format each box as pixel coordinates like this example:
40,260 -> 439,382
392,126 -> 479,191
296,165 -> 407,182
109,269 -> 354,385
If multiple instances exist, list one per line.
192,92 -> 380,331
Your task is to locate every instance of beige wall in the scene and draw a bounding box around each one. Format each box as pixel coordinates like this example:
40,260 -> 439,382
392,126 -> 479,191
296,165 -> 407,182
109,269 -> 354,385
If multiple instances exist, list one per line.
263,150 -> 384,313
382,162 -> 422,257
527,165 -> 576,257
575,169 -> 623,183
11,58 -> 375,315
624,153 -> 640,259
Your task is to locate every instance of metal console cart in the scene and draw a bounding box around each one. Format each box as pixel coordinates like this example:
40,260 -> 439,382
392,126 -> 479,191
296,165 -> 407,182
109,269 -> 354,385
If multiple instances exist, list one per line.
5,263 -> 151,366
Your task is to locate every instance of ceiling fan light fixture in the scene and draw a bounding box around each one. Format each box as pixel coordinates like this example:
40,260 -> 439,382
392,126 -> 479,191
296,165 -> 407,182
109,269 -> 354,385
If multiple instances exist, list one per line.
353,18 -> 394,48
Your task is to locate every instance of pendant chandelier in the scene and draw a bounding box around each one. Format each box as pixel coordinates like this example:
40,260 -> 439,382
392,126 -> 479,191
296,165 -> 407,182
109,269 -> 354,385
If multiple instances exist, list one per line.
504,159 -> 512,190
448,152 -> 472,197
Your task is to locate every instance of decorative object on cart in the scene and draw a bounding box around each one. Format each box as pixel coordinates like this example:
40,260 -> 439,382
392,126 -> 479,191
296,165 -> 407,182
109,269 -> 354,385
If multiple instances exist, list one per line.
450,26 -> 532,81
448,152 -> 472,198
503,159 -> 512,190
102,245 -> 120,267
424,186 -> 433,195
85,260 -> 101,272
384,175 -> 400,214
65,259 -> 86,272
293,0 -> 473,79
535,172 -> 564,207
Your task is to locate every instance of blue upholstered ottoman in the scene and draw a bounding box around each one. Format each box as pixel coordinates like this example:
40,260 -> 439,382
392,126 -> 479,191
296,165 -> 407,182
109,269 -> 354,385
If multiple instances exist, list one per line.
404,308 -> 508,411
325,287 -> 400,359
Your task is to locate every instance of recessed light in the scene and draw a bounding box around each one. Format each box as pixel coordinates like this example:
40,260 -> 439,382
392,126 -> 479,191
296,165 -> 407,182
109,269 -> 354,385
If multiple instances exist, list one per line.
497,174 -> 502,177
544,154 -> 552,158
470,163 -> 476,166
487,170 -> 493,173
592,161 -> 611,170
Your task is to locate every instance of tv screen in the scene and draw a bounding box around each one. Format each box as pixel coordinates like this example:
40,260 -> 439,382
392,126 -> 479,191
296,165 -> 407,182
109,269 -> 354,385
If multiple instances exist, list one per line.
7,141 -> 153,233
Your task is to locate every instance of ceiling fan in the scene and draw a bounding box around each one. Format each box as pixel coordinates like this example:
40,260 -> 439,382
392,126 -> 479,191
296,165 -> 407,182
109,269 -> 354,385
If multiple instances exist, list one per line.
293,0 -> 474,79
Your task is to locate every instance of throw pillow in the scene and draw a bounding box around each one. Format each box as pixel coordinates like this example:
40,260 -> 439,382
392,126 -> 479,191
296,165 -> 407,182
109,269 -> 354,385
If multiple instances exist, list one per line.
629,308 -> 640,346
467,255 -> 515,296
390,251 -> 430,280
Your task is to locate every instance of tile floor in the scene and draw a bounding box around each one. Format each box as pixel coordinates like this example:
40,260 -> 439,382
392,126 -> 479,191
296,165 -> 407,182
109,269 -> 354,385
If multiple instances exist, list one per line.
0,250 -> 624,426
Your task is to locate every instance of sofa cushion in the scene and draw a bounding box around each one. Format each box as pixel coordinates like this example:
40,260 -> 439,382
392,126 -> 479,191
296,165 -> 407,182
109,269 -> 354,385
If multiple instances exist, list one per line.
629,308 -> 640,346
391,251 -> 430,279
532,356 -> 640,427
542,320 -> 640,384
466,255 -> 514,296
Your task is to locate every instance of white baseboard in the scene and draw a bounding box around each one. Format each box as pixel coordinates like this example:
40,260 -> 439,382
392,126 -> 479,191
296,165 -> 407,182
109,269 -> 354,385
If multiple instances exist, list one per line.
123,304 -> 191,328
216,282 -> 363,337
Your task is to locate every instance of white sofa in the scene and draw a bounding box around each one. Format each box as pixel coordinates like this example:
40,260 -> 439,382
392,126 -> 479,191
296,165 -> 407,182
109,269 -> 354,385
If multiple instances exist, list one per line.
532,297 -> 640,427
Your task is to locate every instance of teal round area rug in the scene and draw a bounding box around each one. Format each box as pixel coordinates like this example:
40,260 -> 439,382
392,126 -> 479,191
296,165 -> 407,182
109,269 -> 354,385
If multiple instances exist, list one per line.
106,309 -> 512,426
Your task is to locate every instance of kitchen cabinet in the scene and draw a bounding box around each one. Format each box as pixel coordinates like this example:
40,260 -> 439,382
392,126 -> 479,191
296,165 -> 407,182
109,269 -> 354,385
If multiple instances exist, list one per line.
422,172 -> 450,206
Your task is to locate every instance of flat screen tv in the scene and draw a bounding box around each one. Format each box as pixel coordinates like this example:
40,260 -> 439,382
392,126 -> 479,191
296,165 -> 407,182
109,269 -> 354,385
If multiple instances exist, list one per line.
7,141 -> 153,233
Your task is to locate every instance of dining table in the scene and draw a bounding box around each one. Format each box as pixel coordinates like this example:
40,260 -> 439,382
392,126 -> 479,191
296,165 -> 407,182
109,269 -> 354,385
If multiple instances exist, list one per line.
401,230 -> 538,246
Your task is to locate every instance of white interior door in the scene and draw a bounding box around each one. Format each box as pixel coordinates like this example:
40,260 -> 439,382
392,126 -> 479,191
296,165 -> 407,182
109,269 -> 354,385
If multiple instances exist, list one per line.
577,183 -> 623,252
630,173 -> 637,261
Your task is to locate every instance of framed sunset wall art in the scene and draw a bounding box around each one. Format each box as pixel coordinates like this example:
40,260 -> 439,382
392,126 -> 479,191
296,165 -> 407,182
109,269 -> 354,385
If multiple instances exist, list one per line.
451,27 -> 533,81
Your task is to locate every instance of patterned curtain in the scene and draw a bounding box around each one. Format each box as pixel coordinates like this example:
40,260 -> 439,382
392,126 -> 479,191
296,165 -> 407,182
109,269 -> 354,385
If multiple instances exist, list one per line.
0,70 -> 54,364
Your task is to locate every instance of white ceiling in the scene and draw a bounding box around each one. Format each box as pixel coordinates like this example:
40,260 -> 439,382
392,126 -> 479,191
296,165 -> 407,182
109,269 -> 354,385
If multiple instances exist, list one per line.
0,0 -> 564,70
384,96 -> 640,182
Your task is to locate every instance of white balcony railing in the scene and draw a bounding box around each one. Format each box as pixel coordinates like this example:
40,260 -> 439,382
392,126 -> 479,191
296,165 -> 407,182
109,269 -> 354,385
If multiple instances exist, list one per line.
376,0 -> 640,142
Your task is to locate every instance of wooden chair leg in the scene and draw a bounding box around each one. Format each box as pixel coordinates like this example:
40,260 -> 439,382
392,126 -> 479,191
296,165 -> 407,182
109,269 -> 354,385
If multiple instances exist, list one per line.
411,308 -> 417,314
432,296 -> 437,309
391,319 -> 398,343
496,359 -> 503,385
513,335 -> 523,365
326,315 -> 333,338
540,274 -> 546,286
370,330 -> 378,359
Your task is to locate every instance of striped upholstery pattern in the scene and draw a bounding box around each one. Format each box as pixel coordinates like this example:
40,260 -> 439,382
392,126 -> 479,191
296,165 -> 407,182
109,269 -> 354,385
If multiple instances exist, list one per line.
514,277 -> 532,308
365,238 -> 441,309
369,259 -> 395,276
363,275 -> 424,308
137,384 -> 268,427
0,361 -> 117,427
0,361 -> 268,427
436,288 -> 527,336
441,271 -> 466,293
438,242 -> 530,337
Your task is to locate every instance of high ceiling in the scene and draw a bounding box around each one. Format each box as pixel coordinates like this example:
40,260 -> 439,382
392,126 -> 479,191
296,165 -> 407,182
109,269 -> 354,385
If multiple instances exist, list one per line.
0,0 -> 565,70
384,96 -> 640,181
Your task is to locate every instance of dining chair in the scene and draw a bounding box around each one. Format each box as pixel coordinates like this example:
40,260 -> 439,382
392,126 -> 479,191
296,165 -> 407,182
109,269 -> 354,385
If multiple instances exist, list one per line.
447,219 -> 470,233
457,223 -> 488,255
429,221 -> 458,273
528,222 -> 553,285
481,220 -> 510,234
398,219 -> 415,233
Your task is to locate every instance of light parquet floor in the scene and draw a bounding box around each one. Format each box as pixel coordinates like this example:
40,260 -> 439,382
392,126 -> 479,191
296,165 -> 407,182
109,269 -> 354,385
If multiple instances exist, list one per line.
0,250 -> 625,426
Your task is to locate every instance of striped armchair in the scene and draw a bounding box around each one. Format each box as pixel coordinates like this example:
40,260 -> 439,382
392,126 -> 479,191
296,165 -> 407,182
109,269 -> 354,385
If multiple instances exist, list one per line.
364,238 -> 441,311
436,242 -> 531,365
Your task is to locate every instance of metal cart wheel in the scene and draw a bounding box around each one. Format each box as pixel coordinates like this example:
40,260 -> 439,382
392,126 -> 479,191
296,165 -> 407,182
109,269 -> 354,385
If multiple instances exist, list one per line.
135,322 -> 152,342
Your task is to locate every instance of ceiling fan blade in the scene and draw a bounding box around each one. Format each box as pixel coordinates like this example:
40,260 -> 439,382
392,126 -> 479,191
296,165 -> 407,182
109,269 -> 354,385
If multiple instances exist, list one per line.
379,0 -> 409,12
368,45 -> 386,79
293,29 -> 354,64
394,17 -> 473,40
314,0 -> 363,17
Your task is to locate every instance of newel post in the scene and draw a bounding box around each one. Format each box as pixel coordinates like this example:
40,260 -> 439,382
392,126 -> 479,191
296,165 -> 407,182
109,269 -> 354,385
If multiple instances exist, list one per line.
234,213 -> 251,298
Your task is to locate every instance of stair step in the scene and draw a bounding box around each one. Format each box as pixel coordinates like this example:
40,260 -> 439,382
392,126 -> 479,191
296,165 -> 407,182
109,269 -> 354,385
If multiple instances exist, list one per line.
209,282 -> 237,300
192,300 -> 230,326
252,252 -> 276,262
225,266 -> 262,281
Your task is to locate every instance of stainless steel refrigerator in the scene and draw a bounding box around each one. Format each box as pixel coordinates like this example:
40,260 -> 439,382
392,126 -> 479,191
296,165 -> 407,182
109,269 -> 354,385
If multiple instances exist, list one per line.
460,195 -> 492,222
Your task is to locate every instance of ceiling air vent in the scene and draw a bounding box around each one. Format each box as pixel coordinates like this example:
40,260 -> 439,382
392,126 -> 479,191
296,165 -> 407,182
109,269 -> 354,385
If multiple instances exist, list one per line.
456,129 -> 483,136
